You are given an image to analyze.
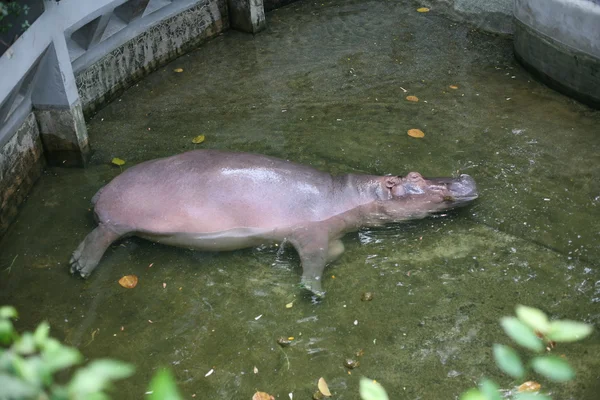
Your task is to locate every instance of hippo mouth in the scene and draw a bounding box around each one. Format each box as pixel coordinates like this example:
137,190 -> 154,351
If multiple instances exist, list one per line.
430,174 -> 478,206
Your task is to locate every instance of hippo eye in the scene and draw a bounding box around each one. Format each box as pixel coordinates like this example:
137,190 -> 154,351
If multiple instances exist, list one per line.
407,172 -> 422,181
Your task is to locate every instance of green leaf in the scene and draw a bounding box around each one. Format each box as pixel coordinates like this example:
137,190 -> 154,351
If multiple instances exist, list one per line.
14,332 -> 36,355
0,306 -> 18,319
493,344 -> 524,378
515,305 -> 550,334
33,322 -> 50,347
359,377 -> 389,400
147,369 -> 183,400
514,393 -> 551,400
546,320 -> 593,342
531,356 -> 575,382
0,319 -> 14,345
500,317 -> 543,352
68,359 -> 134,395
12,355 -> 43,387
478,379 -> 501,400
42,343 -> 82,372
0,373 -> 38,398
459,388 -> 486,400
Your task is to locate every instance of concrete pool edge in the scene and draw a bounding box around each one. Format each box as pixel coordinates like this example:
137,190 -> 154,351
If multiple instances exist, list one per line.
513,0 -> 600,109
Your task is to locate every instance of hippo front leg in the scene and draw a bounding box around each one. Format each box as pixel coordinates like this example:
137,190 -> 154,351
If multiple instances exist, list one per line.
290,232 -> 345,297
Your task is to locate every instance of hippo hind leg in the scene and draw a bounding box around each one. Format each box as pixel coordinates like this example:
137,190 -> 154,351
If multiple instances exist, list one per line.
70,224 -> 127,278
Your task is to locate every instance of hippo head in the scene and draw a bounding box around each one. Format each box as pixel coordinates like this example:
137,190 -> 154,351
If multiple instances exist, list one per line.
381,172 -> 478,220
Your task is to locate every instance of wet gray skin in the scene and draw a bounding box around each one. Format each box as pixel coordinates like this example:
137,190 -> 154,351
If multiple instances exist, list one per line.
1,0 -> 599,398
69,150 -> 478,297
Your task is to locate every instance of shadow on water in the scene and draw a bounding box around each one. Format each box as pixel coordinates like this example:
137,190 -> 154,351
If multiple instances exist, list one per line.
1,0 -> 599,398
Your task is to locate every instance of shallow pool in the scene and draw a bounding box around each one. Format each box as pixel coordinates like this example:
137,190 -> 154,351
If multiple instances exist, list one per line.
1,1 -> 599,398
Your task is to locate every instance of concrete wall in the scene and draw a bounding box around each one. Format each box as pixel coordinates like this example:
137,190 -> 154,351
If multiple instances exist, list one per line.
514,0 -> 600,108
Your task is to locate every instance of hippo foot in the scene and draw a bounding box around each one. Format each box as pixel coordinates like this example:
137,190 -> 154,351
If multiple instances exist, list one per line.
70,249 -> 92,278
298,280 -> 326,299
69,225 -> 122,278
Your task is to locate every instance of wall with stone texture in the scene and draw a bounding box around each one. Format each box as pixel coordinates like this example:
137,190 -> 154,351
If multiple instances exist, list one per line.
0,113 -> 45,236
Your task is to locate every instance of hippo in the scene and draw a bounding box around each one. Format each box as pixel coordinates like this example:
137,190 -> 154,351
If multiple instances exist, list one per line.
71,150 -> 478,296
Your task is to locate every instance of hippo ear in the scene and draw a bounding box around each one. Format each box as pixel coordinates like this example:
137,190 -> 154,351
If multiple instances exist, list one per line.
384,176 -> 402,188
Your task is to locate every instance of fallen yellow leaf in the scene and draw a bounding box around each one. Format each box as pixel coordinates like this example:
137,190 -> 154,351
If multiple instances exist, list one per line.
288,337 -> 294,340
174,68 -> 184,73
192,135 -> 205,144
518,381 -> 541,392
449,85 -> 459,89
407,128 -> 425,138
417,7 -> 430,13
318,377 -> 332,396
285,301 -> 294,309
118,275 -> 138,288
406,95 -> 419,102
111,157 -> 125,166
252,392 -> 274,400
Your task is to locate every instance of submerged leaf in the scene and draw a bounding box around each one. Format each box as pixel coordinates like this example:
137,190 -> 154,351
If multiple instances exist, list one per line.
407,129 -> 425,138
449,85 -> 459,89
416,7 -> 430,13
191,135 -> 205,144
406,95 -> 419,102
174,68 -> 184,73
318,377 -> 331,396
111,158 -> 125,166
118,275 -> 138,289
517,381 -> 541,393
253,392 -> 275,400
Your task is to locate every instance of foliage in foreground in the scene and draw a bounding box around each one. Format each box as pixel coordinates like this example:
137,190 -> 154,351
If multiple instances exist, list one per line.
1,305 -> 138,399
359,305 -> 593,400
1,304 -> 592,400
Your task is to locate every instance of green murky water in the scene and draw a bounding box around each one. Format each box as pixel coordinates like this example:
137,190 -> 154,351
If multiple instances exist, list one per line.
1,1 -> 599,398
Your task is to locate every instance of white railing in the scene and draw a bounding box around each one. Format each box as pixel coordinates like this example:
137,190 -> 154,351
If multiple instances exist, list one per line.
0,0 -> 208,145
